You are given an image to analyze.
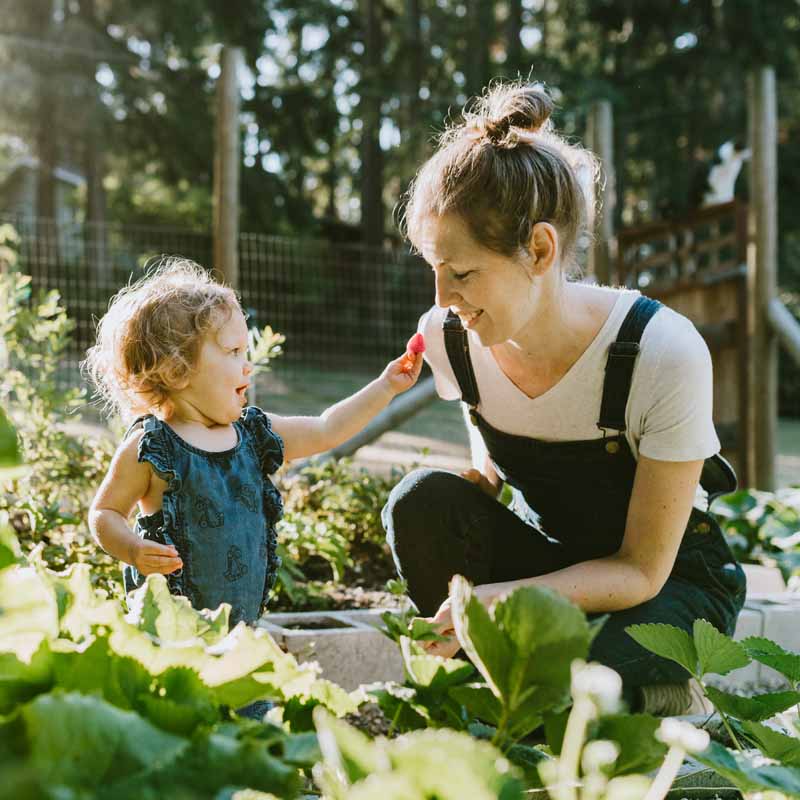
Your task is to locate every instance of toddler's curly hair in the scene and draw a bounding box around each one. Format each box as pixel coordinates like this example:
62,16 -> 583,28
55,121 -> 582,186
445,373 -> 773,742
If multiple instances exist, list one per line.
83,257 -> 241,422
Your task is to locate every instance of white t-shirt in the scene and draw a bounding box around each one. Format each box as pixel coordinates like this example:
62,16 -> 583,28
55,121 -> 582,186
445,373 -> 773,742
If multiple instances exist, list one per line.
418,285 -> 720,480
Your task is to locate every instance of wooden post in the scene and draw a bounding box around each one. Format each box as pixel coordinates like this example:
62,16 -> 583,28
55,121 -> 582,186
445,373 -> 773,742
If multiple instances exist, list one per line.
587,100 -> 615,285
747,67 -> 778,490
213,46 -> 243,289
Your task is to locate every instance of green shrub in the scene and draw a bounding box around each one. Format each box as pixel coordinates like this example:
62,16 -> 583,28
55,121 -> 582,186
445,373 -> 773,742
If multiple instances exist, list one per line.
713,488 -> 800,583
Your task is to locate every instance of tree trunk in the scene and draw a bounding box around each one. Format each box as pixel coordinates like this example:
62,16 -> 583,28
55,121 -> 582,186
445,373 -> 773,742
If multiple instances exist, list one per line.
79,0 -> 108,284
505,0 -> 523,78
32,0 -> 58,265
467,0 -> 493,97
360,0 -> 384,248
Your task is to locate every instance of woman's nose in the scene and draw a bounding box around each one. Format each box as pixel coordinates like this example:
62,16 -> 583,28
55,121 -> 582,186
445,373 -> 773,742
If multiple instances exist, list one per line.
434,273 -> 459,309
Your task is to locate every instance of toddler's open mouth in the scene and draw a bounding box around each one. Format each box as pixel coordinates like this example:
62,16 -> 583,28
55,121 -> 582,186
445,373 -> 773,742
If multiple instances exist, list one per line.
235,384 -> 249,400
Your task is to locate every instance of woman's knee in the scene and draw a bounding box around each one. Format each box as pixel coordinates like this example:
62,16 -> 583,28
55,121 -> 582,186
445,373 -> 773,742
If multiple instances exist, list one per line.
382,468 -> 467,551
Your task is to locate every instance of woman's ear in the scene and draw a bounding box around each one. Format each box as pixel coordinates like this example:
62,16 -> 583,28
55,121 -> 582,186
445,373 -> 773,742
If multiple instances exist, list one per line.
526,222 -> 559,277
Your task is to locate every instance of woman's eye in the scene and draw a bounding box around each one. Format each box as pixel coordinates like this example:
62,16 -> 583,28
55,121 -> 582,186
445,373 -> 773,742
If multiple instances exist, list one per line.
454,271 -> 473,281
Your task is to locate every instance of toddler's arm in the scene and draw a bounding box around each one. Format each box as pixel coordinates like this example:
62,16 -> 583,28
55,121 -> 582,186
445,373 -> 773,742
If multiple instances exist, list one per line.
271,345 -> 424,462
89,429 -> 183,575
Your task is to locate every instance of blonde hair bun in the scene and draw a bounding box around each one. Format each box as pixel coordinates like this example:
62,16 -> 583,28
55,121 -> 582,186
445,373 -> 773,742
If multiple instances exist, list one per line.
465,83 -> 554,148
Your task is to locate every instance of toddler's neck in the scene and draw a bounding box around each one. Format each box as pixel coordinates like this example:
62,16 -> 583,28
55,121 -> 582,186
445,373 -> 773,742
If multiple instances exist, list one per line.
165,416 -> 239,453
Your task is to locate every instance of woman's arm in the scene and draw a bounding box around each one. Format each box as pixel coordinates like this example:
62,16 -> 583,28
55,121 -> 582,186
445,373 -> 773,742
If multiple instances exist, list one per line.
422,455 -> 703,656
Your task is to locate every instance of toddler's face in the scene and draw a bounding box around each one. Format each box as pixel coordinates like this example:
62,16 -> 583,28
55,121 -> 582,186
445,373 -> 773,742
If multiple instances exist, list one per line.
172,305 -> 253,426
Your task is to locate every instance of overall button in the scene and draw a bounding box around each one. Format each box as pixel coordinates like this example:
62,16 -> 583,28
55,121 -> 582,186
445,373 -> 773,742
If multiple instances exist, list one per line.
605,440 -> 620,454
695,522 -> 711,534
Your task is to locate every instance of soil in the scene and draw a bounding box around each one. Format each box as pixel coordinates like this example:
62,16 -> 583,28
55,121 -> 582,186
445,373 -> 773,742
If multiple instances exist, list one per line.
270,582 -> 402,613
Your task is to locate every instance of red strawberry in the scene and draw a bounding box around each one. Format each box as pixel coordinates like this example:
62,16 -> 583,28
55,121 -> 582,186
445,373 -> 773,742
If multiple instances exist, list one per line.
406,332 -> 425,355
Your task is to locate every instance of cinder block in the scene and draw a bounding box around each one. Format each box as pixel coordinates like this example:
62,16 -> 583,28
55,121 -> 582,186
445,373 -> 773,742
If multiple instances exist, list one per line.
743,563 -> 787,597
748,595 -> 800,688
257,610 -> 404,691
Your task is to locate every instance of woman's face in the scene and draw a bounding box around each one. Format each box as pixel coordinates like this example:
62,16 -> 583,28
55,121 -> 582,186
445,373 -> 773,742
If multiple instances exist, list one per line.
418,213 -> 542,347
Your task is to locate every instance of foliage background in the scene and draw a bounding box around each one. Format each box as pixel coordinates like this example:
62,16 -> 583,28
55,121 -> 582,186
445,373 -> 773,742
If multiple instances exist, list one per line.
0,1 -> 798,273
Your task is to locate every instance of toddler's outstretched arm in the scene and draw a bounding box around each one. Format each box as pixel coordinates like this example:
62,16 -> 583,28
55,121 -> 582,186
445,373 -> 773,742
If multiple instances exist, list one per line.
270,338 -> 424,462
89,429 -> 183,575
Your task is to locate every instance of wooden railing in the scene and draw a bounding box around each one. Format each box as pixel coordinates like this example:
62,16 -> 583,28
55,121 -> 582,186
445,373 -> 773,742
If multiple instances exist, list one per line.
617,201 -> 747,291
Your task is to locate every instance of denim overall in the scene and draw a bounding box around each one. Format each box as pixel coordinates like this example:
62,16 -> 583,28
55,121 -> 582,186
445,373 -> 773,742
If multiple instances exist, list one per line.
383,297 -> 746,697
123,406 -> 284,628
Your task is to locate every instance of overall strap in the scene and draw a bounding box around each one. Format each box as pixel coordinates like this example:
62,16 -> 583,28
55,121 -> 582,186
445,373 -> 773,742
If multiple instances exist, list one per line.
597,296 -> 662,433
443,310 -> 481,423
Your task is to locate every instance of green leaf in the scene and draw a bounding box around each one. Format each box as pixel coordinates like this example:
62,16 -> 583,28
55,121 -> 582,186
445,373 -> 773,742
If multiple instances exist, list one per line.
693,619 -> 750,676
0,638 -> 53,713
369,683 -> 429,732
595,714 -> 667,776
448,683 -> 503,726
740,720 -> 800,766
313,707 -> 390,786
0,406 -> 25,479
0,525 -> 23,570
742,636 -> 800,684
15,691 -> 187,790
449,575 -> 513,699
697,739 -> 800,797
138,666 -> 219,735
399,636 -> 475,689
127,575 -> 230,645
625,623 -> 698,676
0,565 -> 60,658
704,686 -> 800,721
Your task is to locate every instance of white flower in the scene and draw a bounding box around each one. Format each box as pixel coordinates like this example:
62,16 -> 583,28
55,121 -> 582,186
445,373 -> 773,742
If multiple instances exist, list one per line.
655,718 -> 710,753
582,740 -> 620,773
571,660 -> 623,715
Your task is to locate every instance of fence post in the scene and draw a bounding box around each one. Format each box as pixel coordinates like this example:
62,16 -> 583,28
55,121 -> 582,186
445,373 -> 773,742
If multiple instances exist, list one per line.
587,100 -> 615,285
747,66 -> 778,490
213,46 -> 243,290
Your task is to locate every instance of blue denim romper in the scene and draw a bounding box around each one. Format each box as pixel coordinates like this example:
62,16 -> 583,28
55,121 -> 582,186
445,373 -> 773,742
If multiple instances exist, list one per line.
123,406 -> 284,627
383,296 -> 747,690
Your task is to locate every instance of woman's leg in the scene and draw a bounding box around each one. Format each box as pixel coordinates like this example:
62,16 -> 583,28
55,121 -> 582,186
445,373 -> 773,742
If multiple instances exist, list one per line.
382,468 -> 570,616
589,555 -> 746,693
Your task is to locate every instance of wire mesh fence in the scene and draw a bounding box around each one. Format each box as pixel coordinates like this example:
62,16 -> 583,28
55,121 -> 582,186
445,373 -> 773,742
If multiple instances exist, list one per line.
1,214 -> 435,405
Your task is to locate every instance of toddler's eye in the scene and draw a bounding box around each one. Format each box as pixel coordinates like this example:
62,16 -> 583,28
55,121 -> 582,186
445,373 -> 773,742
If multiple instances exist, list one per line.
230,347 -> 242,355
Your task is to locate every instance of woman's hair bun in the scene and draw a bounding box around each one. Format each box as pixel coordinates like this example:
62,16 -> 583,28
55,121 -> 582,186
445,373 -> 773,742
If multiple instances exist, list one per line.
467,83 -> 554,147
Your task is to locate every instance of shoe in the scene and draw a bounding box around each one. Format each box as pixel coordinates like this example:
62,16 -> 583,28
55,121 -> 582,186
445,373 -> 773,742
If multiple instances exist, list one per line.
639,679 -> 714,717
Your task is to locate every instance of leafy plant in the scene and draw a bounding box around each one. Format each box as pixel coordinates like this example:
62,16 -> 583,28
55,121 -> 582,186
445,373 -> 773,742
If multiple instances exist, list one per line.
0,263 -> 119,594
312,706 -> 527,800
713,488 -> 800,582
0,526 -> 362,798
629,619 -> 800,797
273,458 -> 401,605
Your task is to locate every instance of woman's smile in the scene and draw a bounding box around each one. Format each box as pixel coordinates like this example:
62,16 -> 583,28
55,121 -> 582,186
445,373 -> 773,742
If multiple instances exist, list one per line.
454,308 -> 484,328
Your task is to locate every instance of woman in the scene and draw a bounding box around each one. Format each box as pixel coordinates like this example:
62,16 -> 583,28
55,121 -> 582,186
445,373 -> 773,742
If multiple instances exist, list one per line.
382,82 -> 746,714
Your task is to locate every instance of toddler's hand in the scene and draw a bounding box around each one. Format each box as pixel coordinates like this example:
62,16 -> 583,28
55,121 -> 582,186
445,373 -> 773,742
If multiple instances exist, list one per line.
382,333 -> 425,395
132,540 -> 183,575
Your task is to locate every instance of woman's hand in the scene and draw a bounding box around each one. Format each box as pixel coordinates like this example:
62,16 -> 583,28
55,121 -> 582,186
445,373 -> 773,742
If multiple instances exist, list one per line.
421,599 -> 460,658
460,468 -> 500,498
421,584 -> 500,659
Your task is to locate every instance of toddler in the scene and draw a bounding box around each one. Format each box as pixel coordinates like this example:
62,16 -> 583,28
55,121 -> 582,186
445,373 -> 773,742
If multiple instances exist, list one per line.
85,258 -> 422,627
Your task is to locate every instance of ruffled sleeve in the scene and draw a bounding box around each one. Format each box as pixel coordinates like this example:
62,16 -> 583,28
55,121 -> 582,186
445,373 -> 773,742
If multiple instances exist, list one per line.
240,406 -> 284,475
133,416 -> 180,488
